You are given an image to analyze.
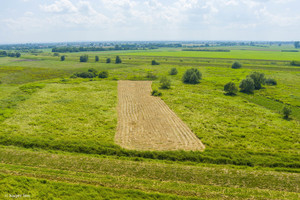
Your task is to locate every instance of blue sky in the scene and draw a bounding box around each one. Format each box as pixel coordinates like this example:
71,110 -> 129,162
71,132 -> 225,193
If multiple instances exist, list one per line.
1,0 -> 299,43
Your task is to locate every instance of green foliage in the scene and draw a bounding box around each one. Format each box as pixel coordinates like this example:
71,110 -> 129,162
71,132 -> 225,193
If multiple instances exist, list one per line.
53,52 -> 60,57
145,71 -> 157,80
159,76 -> 171,89
106,58 -> 111,63
290,60 -> 300,66
169,68 -> 178,75
73,72 -> 95,78
60,55 -> 65,61
248,72 -> 265,90
151,60 -> 160,65
283,107 -> 292,119
182,68 -> 202,84
232,61 -> 242,69
151,89 -> 162,96
15,52 -> 21,58
88,68 -> 98,76
19,83 -> 46,94
115,56 -> 122,64
239,78 -> 255,93
294,41 -> 300,48
0,51 -> 7,57
95,56 -> 99,62
224,82 -> 238,95
98,71 -> 109,78
265,78 -> 277,85
80,55 -> 88,62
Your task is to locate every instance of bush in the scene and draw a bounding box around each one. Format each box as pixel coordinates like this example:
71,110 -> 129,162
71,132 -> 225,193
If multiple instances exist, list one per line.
182,68 -> 202,84
88,68 -> 98,77
115,56 -> 122,64
224,82 -> 238,95
169,68 -> 178,75
80,55 -> 88,62
232,61 -> 242,69
151,89 -> 162,96
106,58 -> 111,63
60,55 -> 65,61
283,107 -> 292,119
74,72 -> 94,78
151,60 -> 160,65
239,78 -> 255,93
160,76 -> 171,89
53,52 -> 60,57
290,60 -> 300,66
249,72 -> 265,90
265,78 -> 277,85
16,52 -> 21,58
95,56 -> 99,62
145,71 -> 157,80
98,71 -> 109,78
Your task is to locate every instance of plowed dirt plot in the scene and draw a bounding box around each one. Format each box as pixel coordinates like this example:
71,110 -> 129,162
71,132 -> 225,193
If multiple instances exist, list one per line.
115,80 -> 205,151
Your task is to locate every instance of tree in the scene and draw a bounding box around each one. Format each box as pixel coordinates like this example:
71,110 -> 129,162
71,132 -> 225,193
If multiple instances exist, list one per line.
95,56 -> 99,62
249,72 -> 265,90
224,82 -> 238,95
16,52 -> 21,58
169,68 -> 178,75
151,60 -> 160,65
182,68 -> 202,84
60,55 -> 65,61
232,61 -> 242,69
239,78 -> 255,93
98,71 -> 108,78
115,56 -> 122,64
80,55 -> 88,62
106,58 -> 111,63
160,76 -> 171,89
282,107 -> 292,119
294,41 -> 300,48
0,51 -> 7,57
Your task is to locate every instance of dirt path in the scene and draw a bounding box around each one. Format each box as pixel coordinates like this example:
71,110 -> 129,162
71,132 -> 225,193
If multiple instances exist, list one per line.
115,80 -> 205,151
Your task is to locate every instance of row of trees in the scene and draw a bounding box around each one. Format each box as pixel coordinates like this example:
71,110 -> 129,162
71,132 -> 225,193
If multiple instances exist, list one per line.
71,68 -> 108,79
60,55 -> 122,64
0,51 -> 21,58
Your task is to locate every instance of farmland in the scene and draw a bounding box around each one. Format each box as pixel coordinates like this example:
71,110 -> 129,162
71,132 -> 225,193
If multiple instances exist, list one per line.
0,46 -> 299,199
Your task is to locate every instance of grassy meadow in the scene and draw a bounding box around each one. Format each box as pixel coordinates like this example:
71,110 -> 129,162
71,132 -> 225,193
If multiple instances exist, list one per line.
0,46 -> 299,199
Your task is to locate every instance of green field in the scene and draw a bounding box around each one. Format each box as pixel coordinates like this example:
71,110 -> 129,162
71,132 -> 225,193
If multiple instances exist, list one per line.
0,47 -> 299,199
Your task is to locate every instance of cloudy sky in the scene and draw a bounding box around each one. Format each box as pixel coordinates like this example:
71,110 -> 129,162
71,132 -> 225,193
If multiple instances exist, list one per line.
1,0 -> 299,44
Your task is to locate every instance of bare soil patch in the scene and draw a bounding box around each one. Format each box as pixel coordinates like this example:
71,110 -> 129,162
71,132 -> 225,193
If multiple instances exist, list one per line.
115,80 -> 205,151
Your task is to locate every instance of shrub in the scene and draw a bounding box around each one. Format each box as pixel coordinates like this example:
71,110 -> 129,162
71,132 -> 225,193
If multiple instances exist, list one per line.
151,89 -> 162,96
145,71 -> 157,80
151,60 -> 160,65
74,72 -> 94,78
239,78 -> 255,93
248,72 -> 265,90
106,58 -> 111,63
290,60 -> 300,66
265,78 -> 277,85
115,56 -> 122,64
224,82 -> 238,95
182,68 -> 202,84
98,71 -> 109,78
232,61 -> 242,69
283,107 -> 292,119
60,55 -> 65,61
169,68 -> 178,75
88,68 -> 98,77
95,56 -> 99,62
16,52 -> 21,58
160,76 -> 171,89
80,55 -> 88,62
53,52 -> 60,57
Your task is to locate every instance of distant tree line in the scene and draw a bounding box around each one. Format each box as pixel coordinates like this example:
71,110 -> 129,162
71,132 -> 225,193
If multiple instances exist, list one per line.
0,51 -> 21,58
294,41 -> 300,48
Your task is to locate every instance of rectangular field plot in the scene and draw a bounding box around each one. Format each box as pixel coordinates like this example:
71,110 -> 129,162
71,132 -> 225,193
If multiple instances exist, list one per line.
115,80 -> 205,151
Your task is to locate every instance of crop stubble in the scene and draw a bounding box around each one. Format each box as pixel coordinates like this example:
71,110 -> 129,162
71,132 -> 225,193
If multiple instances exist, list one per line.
115,80 -> 205,151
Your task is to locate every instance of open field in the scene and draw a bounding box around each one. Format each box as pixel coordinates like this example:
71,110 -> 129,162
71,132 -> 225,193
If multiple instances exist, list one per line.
0,46 -> 299,199
116,80 -> 205,151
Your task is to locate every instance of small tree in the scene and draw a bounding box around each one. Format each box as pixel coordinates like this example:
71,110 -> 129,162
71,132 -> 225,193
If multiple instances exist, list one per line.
249,72 -> 265,90
80,55 -> 88,62
282,107 -> 292,119
239,78 -> 254,93
60,55 -> 65,61
182,68 -> 202,84
115,56 -> 122,64
169,68 -> 178,75
95,56 -> 99,62
232,61 -> 242,69
106,58 -> 111,63
16,52 -> 21,58
151,60 -> 160,65
98,71 -> 109,78
224,82 -> 238,95
160,76 -> 171,89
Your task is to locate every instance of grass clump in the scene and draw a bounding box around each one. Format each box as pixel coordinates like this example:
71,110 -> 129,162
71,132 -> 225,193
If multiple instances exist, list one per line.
169,68 -> 178,75
160,76 -> 171,89
265,78 -> 277,85
151,89 -> 162,96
